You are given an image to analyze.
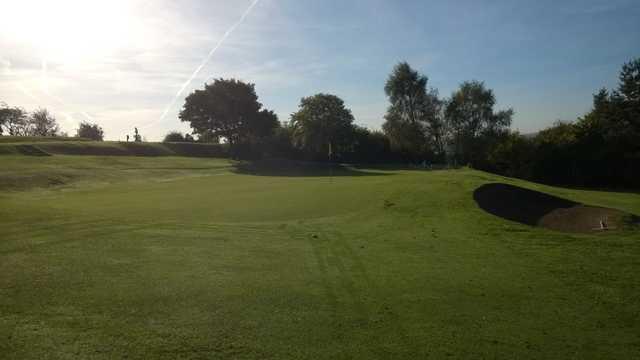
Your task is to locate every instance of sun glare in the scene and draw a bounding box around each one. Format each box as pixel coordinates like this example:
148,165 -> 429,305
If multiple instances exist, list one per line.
1,0 -> 142,65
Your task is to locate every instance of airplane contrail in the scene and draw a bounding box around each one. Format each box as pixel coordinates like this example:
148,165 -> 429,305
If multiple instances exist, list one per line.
150,0 -> 260,128
39,58 -> 94,122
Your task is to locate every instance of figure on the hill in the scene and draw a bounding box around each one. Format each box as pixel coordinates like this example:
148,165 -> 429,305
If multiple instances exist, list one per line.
134,127 -> 142,142
126,134 -> 130,142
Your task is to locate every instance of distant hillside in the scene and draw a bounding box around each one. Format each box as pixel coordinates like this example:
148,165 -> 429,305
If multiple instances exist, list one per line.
0,138 -> 228,158
0,136 -> 92,143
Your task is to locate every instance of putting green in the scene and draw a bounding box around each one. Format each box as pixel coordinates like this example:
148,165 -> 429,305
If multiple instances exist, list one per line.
1,155 -> 639,359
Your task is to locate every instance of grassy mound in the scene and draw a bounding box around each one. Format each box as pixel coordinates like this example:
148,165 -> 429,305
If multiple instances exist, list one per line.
0,135 -> 91,143
1,156 -> 639,358
473,183 -> 638,233
0,139 -> 228,158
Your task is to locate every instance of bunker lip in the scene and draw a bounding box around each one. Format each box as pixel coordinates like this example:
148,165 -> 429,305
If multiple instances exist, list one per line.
473,183 -> 638,233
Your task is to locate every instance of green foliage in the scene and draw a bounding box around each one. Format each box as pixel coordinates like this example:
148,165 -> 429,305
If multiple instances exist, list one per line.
290,93 -> 355,160
344,126 -> 395,163
76,121 -> 104,141
382,62 -> 444,160
483,56 -> 639,188
0,104 -> 29,136
618,57 -> 640,104
487,57 -> 640,187
163,131 -> 186,143
445,81 -> 513,165
179,78 -> 279,156
486,131 -> 535,178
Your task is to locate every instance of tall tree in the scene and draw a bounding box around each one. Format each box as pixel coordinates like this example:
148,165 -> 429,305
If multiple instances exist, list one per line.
29,108 -> 59,136
179,79 -> 278,148
382,62 -> 444,159
290,93 -> 355,160
618,57 -> 640,104
445,81 -> 513,163
616,57 -> 640,136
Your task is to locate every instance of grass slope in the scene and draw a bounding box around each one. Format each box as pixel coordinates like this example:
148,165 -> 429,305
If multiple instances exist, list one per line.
0,139 -> 228,157
0,136 -> 92,143
1,155 -> 639,359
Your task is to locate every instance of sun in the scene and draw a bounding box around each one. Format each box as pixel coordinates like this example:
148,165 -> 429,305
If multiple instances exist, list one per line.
1,0 -> 142,65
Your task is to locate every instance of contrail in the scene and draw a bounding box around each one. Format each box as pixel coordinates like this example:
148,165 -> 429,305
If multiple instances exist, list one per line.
1,59 -> 40,102
151,0 -> 260,128
38,58 -> 94,122
4,56 -> 90,123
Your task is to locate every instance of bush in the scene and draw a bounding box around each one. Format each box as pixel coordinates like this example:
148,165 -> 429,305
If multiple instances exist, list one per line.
76,122 -> 104,141
163,131 -> 186,143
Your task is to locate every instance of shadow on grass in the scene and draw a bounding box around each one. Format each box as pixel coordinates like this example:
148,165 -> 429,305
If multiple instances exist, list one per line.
232,159 -> 392,177
473,183 -> 580,226
351,163 -> 462,172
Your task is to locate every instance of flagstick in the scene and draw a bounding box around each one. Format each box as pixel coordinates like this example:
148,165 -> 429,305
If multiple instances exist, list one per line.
328,141 -> 333,183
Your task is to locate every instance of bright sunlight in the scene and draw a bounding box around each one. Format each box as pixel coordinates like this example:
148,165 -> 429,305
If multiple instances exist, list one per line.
1,0 -> 143,65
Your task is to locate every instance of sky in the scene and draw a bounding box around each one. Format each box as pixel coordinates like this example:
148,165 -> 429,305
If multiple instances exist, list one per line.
1,0 -> 639,140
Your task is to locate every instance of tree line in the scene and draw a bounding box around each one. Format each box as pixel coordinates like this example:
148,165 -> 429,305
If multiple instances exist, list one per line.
485,58 -> 639,188
174,57 -> 638,188
0,104 -> 105,141
172,63 -> 515,164
3,57 -> 638,188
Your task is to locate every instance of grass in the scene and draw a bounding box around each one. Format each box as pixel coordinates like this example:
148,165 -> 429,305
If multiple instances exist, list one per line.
0,136 -> 92,143
0,139 -> 228,157
1,154 -> 639,359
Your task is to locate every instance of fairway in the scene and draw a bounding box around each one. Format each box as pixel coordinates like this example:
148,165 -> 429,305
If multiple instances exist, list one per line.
1,155 -> 639,359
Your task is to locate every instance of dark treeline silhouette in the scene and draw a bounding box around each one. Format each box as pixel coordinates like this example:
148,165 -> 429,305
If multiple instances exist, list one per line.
163,131 -> 194,143
177,57 -> 639,188
3,57 -> 637,188
0,105 -> 60,137
0,103 -> 108,141
177,63 -> 514,166
484,57 -> 639,188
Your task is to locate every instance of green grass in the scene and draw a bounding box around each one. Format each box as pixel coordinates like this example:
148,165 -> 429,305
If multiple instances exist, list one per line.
0,139 -> 228,157
1,154 -> 639,359
0,136 -> 92,143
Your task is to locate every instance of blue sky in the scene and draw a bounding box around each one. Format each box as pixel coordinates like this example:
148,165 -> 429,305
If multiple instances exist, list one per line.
1,0 -> 639,140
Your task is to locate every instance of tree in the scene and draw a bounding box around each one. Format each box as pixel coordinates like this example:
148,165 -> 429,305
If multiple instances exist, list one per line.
0,104 -> 29,136
0,101 -> 5,135
290,93 -> 355,160
616,57 -> 640,138
565,57 -> 640,187
486,132 -> 534,178
345,126 -> 395,163
163,131 -> 185,142
179,79 -> 279,150
618,57 -> 640,104
445,81 -> 513,164
382,62 -> 444,160
76,122 -> 104,141
29,108 -> 59,136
